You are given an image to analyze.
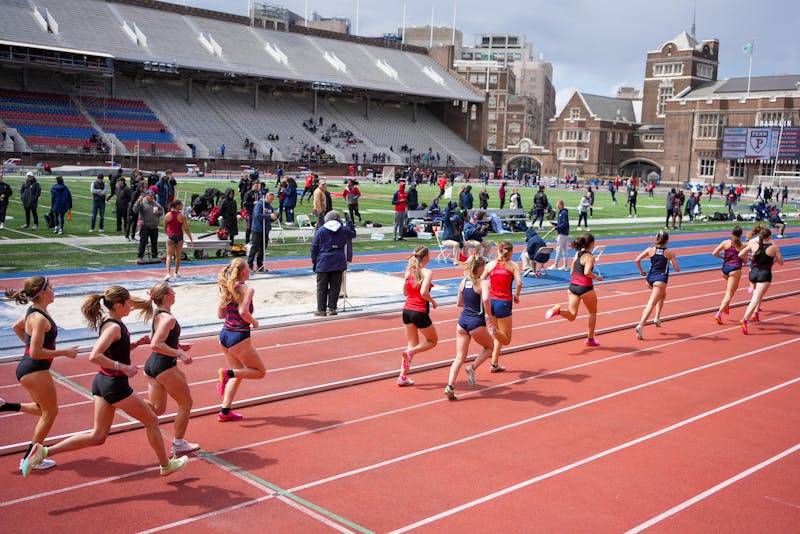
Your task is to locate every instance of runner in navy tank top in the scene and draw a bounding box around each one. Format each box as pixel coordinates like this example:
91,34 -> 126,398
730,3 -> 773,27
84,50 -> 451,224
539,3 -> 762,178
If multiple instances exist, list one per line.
445,256 -> 494,400
216,258 -> 266,421
141,282 -> 199,454
711,226 -> 746,324
24,286 -> 189,478
634,231 -> 680,340
544,234 -> 604,346
6,276 -> 78,477
738,228 -> 783,334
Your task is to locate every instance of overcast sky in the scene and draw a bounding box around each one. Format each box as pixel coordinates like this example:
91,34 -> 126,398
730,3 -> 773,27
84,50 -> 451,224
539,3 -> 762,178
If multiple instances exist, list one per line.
179,0 -> 799,113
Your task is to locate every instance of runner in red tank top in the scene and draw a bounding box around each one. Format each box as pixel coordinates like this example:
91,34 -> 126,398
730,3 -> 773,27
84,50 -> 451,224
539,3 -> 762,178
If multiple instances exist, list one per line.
398,246 -> 438,386
163,199 -> 194,282
480,240 -> 522,373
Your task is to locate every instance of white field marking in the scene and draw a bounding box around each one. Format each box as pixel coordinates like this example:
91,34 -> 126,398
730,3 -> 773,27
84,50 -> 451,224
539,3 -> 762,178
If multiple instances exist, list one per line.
626,442 -> 800,533
763,496 -> 800,510
137,496 -> 273,534
2,228 -> 47,239
6,317 -> 776,507
288,337 -> 800,496
390,376 -> 800,534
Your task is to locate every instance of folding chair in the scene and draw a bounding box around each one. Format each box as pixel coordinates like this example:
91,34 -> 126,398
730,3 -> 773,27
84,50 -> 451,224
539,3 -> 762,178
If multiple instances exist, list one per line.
532,247 -> 553,277
295,214 -> 313,242
270,218 -> 285,243
434,227 -> 452,263
590,245 -> 606,276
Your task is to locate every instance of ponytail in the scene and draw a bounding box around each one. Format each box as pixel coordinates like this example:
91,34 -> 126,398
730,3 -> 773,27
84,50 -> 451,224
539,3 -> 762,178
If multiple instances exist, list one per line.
496,240 -> 514,262
407,246 -> 429,286
570,233 -> 595,251
218,257 -> 247,305
731,225 -> 743,249
460,255 -> 486,285
4,276 -> 48,305
81,286 -> 133,331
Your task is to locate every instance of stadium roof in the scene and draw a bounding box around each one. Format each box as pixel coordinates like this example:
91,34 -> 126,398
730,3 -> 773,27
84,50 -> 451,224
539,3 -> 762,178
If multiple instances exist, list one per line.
0,0 -> 482,102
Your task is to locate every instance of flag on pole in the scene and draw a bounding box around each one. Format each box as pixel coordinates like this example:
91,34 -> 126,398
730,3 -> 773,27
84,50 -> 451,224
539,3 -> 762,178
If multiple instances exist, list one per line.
742,41 -> 754,55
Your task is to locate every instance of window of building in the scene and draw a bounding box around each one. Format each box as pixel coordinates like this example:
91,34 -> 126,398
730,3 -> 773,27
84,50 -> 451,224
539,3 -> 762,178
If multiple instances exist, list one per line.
488,111 -> 496,120
697,63 -> 713,79
756,112 -> 791,127
469,74 -> 478,83
642,133 -> 664,142
508,122 -> 521,133
487,134 -> 496,147
607,131 -> 613,143
489,123 -> 497,133
558,130 -> 589,142
569,108 -> 581,119
622,133 -> 628,144
489,74 -> 498,84
729,160 -> 745,178
697,113 -> 725,139
615,132 -> 620,144
488,96 -> 496,109
760,162 -> 774,176
657,83 -> 674,116
653,62 -> 683,77
477,74 -> 486,84
461,52 -> 473,60
699,158 -> 716,177
470,104 -> 476,120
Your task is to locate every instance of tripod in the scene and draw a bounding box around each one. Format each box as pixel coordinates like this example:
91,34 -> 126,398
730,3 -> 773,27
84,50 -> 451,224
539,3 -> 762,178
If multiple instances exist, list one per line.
338,240 -> 361,312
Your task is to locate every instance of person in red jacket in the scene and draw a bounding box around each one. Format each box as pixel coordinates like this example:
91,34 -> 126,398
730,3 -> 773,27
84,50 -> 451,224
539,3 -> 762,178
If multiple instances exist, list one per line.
300,173 -> 314,204
392,182 -> 408,241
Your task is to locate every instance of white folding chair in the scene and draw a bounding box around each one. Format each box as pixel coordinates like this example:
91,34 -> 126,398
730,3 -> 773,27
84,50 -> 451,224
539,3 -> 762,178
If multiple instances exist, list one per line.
433,227 -> 451,263
590,245 -> 606,276
270,217 -> 285,243
295,214 -> 313,242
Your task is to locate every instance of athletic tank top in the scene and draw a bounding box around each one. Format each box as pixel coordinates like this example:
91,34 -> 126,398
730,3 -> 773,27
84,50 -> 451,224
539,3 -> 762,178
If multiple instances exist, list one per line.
461,279 -> 484,318
649,247 -> 670,275
752,245 -> 774,269
23,307 -> 57,360
722,245 -> 743,269
570,250 -> 593,287
403,271 -> 431,313
488,261 -> 514,301
166,210 -> 183,236
223,282 -> 253,331
151,309 -> 181,356
98,318 -> 130,377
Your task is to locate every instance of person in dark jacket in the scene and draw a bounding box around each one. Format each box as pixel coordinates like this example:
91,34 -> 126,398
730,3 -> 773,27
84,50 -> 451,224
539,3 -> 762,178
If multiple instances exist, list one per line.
20,171 -> 41,229
0,173 -> 12,229
406,182 -> 419,211
283,177 -> 298,223
248,191 -> 276,272
478,187 -> 489,210
49,176 -> 72,235
89,173 -> 107,232
310,210 -> 356,316
218,188 -> 239,246
552,200 -> 570,270
532,186 -> 548,229
459,185 -> 474,211
108,177 -> 132,233
522,226 -> 547,274
440,201 -> 463,262
127,180 -> 146,241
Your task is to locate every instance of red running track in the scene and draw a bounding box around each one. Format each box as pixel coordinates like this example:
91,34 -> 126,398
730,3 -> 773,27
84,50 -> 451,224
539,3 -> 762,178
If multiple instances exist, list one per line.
1,260 -> 799,532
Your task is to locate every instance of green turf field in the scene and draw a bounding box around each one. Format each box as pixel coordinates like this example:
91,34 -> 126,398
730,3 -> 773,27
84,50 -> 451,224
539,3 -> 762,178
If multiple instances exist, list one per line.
0,173 -> 795,274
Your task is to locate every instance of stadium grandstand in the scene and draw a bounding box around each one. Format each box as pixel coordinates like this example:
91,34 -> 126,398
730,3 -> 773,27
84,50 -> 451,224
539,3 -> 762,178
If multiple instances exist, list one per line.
0,0 -> 489,171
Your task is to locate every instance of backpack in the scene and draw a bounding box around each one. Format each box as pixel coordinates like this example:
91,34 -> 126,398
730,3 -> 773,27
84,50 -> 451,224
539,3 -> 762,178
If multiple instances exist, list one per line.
207,206 -> 221,226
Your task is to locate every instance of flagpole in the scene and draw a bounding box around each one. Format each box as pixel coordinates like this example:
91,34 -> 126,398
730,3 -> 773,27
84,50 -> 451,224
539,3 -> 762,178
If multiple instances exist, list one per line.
451,1 -> 456,47
746,37 -> 753,95
429,4 -> 434,48
772,112 -> 785,182
355,0 -> 359,35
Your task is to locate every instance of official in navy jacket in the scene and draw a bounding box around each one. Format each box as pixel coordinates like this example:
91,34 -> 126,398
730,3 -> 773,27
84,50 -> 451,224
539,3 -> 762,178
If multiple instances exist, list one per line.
311,210 -> 356,316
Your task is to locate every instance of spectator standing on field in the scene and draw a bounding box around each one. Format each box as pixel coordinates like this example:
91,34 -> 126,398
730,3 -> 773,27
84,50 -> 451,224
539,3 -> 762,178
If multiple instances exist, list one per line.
392,181 -> 408,241
312,178 -> 332,228
532,186 -> 548,229
109,177 -> 132,233
49,176 -> 72,235
89,174 -> 107,232
551,200 -> 570,270
20,171 -> 41,229
134,187 -> 163,260
0,173 -> 12,229
127,180 -> 146,241
311,210 -> 356,316
247,191 -> 276,273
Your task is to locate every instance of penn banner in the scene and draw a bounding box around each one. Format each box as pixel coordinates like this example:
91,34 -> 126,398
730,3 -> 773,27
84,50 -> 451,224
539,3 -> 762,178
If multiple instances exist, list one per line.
722,127 -> 800,160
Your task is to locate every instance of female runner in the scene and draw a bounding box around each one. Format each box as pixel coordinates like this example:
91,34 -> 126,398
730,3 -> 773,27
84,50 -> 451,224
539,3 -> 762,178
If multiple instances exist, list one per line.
23,286 -> 188,477
216,258 -> 266,420
5,276 -> 78,476
140,282 -> 199,454
163,199 -> 193,281
544,233 -> 603,345
480,241 -> 522,372
711,226 -> 746,324
399,246 -> 438,386
444,256 -> 494,400
633,230 -> 680,339
739,228 -> 783,334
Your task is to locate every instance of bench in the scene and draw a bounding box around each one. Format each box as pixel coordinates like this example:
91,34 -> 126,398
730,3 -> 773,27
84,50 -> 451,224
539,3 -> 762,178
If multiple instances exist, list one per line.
184,239 -> 232,259
468,208 -> 527,229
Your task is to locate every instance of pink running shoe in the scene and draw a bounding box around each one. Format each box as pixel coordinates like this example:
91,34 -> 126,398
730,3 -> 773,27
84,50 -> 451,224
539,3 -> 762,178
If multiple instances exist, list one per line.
397,376 -> 415,387
216,369 -> 229,396
747,285 -> 754,295
740,319 -> 748,334
723,304 -> 730,315
585,338 -> 600,347
217,411 -> 243,422
714,313 -> 723,325
401,350 -> 413,373
752,312 -> 760,323
545,305 -> 561,320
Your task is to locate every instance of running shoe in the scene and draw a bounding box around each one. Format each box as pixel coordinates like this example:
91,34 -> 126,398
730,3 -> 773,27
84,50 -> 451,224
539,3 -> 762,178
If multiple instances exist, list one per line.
585,338 -> 600,347
397,376 -> 415,387
217,411 -> 243,422
723,304 -> 730,315
752,312 -> 760,323
635,324 -> 643,340
19,457 -> 56,472
490,364 -> 506,373
747,285 -> 754,295
465,364 -> 476,387
216,369 -> 229,396
714,313 -> 723,325
740,319 -> 748,334
163,273 -> 171,282
545,304 -> 561,320
171,441 -> 200,454
444,385 -> 456,401
160,455 -> 189,476
402,350 -> 414,373
653,318 -> 662,328
21,444 -> 48,477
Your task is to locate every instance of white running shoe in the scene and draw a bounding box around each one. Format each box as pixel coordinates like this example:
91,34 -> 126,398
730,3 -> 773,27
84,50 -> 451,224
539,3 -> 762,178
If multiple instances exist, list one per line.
160,455 -> 189,476
20,457 -> 56,472
171,441 -> 200,454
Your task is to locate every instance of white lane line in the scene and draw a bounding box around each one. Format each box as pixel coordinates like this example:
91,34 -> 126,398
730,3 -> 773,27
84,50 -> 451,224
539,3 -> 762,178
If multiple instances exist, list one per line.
136,496 -> 273,534
626,443 -> 800,533
390,377 -> 800,534
288,338 -> 800,495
